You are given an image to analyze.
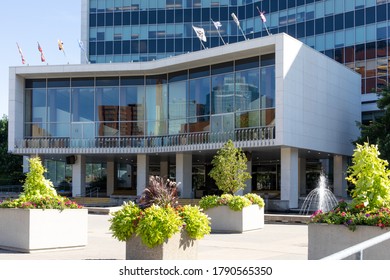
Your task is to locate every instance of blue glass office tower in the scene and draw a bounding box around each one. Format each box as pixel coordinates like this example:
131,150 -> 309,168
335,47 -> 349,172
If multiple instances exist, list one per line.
84,0 -> 390,122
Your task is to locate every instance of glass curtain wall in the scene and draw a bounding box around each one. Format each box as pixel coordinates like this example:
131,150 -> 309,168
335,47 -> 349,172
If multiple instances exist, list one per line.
24,54 -> 275,139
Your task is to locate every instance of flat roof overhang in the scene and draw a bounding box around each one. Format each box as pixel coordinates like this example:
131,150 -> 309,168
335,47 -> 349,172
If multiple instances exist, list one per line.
11,34 -> 278,79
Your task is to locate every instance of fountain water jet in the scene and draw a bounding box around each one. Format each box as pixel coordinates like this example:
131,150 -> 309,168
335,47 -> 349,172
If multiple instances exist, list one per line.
299,172 -> 338,215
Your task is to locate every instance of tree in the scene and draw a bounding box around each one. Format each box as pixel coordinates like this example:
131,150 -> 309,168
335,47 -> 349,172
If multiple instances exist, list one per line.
0,115 -> 23,185
356,86 -> 390,162
209,140 -> 251,195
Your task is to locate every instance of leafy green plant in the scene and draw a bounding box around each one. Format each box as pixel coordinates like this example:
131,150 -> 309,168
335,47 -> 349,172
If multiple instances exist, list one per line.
136,205 -> 182,248
209,140 -> 251,194
199,193 -> 264,211
346,142 -> 390,211
245,193 -> 265,208
109,201 -> 141,242
109,176 -> 210,248
179,205 -> 211,239
0,157 -> 81,210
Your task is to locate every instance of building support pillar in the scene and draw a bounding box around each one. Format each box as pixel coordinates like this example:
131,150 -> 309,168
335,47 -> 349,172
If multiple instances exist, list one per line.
160,160 -> 169,178
333,155 -> 348,198
281,147 -> 299,209
299,158 -> 307,196
176,153 -> 192,198
137,154 -> 149,196
106,160 -> 115,196
72,155 -> 86,197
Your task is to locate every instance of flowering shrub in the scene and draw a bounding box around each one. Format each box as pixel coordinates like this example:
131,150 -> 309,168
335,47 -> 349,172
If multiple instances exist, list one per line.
199,193 -> 264,211
0,157 -> 82,210
310,200 -> 390,231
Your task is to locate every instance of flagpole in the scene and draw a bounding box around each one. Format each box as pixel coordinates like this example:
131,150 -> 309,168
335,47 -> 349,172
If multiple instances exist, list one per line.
211,18 -> 226,45
231,13 -> 247,41
199,40 -> 206,50
257,6 -> 271,36
238,25 -> 247,40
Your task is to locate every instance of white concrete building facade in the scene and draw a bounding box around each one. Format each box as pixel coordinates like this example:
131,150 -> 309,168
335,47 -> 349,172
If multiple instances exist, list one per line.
8,34 -> 361,210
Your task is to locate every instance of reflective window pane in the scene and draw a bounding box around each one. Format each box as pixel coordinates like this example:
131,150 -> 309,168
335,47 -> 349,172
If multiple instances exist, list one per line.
211,73 -> 234,114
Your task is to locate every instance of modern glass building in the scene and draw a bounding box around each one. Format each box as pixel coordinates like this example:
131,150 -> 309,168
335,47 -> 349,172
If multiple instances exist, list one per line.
9,33 -> 361,210
7,1 -> 367,210
82,0 -> 390,123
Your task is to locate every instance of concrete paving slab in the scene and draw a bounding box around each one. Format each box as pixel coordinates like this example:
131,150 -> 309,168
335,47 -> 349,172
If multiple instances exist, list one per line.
0,214 -> 308,260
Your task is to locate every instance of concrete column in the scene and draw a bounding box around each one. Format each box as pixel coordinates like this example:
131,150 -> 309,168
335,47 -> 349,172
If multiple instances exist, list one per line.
137,154 -> 149,195
72,155 -> 86,197
23,156 -> 30,173
299,158 -> 307,196
243,156 -> 252,195
160,161 -> 169,178
281,147 -> 299,209
176,153 -> 192,198
106,160 -> 115,196
333,155 -> 348,198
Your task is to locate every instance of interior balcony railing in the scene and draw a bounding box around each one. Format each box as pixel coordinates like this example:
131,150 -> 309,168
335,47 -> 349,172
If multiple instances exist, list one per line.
14,126 -> 275,154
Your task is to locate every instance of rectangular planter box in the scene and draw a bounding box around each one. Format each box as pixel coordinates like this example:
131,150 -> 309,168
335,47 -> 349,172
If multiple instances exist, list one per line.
308,223 -> 390,260
205,204 -> 264,233
0,208 -> 88,253
126,230 -> 197,260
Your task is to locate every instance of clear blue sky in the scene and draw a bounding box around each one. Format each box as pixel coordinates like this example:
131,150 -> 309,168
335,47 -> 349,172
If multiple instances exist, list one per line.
0,1 -> 81,117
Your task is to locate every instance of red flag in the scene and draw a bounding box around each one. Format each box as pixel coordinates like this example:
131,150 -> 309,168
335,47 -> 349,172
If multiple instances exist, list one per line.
16,42 -> 26,64
37,42 -> 46,62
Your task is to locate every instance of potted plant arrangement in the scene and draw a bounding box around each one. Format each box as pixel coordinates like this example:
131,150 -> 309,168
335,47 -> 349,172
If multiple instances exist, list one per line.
0,157 -> 87,253
109,176 -> 211,260
309,142 -> 390,259
199,140 -> 265,233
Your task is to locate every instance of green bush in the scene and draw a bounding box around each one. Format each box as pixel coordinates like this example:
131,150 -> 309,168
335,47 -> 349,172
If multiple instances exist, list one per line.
346,142 -> 390,210
109,201 -> 141,242
136,205 -> 182,248
109,176 -> 211,248
199,193 -> 264,211
0,157 -> 81,210
179,205 -> 211,239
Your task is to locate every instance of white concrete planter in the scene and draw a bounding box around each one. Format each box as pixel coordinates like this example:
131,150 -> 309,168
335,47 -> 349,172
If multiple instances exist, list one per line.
126,230 -> 198,260
0,208 -> 88,253
205,204 -> 264,233
308,223 -> 390,260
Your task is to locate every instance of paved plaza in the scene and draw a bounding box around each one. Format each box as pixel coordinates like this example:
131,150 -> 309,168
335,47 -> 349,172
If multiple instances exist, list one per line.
0,213 -> 308,260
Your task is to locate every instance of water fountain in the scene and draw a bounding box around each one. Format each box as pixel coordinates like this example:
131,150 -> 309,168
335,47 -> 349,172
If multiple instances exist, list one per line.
299,172 -> 338,215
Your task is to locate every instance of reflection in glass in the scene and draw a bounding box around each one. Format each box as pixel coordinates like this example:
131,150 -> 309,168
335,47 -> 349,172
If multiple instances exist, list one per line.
120,86 -> 145,121
235,111 -> 260,128
95,87 -> 120,122
169,81 -> 187,120
235,69 -> 260,111
72,88 -> 95,122
189,77 -> 210,118
97,122 -> 119,136
260,66 -> 275,108
120,121 -> 144,136
48,88 -> 70,123
211,73 -> 234,114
